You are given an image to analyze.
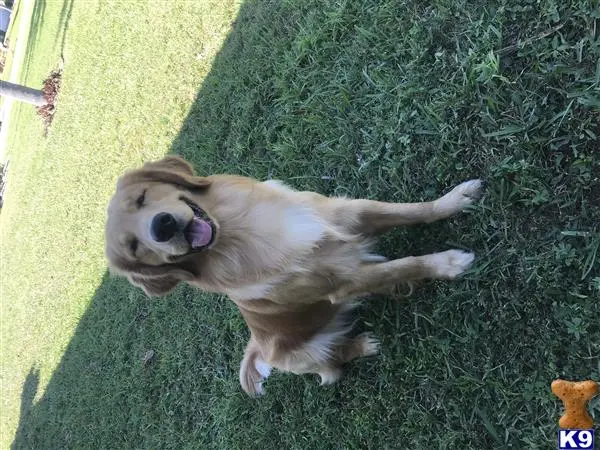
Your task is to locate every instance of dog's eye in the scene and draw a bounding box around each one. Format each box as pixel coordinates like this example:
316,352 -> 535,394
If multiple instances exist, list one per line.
136,190 -> 146,208
129,239 -> 139,255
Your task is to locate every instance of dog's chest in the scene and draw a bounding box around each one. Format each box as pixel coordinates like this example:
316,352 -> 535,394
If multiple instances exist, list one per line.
223,214 -> 371,302
207,192 -> 334,294
205,179 -> 370,299
242,201 -> 328,265
221,204 -> 325,300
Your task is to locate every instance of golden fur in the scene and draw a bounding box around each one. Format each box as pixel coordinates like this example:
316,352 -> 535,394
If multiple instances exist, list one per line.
105,156 -> 482,395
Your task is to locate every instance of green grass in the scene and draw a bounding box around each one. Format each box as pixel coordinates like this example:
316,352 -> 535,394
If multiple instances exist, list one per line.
1,0 -> 599,448
0,0 -> 26,98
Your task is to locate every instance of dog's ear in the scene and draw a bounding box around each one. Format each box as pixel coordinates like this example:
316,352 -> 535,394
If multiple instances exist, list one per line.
108,258 -> 196,297
118,155 -> 211,190
128,273 -> 180,297
141,155 -> 195,176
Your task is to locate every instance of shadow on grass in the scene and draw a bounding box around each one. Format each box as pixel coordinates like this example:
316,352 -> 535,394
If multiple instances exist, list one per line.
10,0 -> 600,448
20,0 -> 45,81
11,272 -> 248,449
11,367 -> 39,446
53,0 -> 72,56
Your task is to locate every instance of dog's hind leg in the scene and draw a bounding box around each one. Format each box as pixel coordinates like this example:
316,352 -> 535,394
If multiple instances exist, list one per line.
317,333 -> 380,385
338,332 -> 380,362
317,366 -> 344,385
239,337 -> 272,396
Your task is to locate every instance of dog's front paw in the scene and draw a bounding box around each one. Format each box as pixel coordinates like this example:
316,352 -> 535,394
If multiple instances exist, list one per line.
435,179 -> 483,216
429,250 -> 475,279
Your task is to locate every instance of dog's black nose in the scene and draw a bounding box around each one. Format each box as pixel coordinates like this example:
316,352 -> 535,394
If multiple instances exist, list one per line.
151,213 -> 178,242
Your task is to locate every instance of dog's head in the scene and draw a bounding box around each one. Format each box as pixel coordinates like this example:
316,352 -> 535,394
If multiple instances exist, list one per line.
105,156 -> 216,296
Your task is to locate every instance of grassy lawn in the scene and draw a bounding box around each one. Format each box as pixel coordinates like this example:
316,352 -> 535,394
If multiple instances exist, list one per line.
1,0 -> 599,448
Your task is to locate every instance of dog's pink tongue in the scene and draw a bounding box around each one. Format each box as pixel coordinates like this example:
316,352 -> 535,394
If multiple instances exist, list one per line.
185,218 -> 213,248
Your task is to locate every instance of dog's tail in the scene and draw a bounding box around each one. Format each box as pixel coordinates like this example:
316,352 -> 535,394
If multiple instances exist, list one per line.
239,338 -> 272,396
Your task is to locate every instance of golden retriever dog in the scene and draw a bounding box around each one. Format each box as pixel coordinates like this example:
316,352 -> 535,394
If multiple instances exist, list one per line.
105,156 -> 482,396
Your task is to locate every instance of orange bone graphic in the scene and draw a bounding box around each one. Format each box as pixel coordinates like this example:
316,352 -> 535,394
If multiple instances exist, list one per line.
551,379 -> 599,429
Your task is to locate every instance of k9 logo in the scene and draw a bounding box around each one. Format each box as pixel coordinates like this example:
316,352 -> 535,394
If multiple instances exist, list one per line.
558,430 -> 595,449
